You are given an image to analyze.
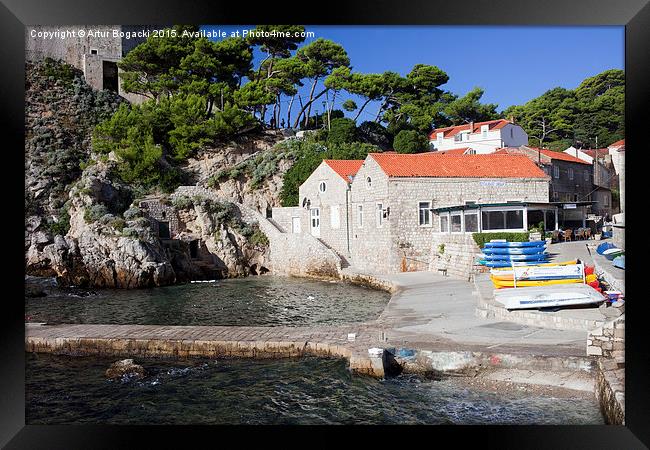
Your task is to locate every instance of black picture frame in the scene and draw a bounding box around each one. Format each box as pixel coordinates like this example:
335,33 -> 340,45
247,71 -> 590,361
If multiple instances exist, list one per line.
2,0 -> 648,447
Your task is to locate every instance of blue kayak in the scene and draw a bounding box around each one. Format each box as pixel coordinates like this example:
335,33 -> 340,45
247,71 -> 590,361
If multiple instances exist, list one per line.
483,240 -> 546,248
612,255 -> 625,270
482,253 -> 549,262
482,246 -> 547,255
478,260 -> 542,268
596,242 -> 616,255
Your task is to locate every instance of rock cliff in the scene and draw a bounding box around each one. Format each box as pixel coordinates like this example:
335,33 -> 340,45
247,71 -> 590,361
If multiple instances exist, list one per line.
24,59 -> 286,288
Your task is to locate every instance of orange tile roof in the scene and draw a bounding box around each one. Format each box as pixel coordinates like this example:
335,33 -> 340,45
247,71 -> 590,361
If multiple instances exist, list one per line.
429,119 -> 512,139
581,148 -> 609,158
369,153 -> 549,179
324,159 -> 364,182
436,147 -> 471,155
531,148 -> 591,165
609,139 -> 625,148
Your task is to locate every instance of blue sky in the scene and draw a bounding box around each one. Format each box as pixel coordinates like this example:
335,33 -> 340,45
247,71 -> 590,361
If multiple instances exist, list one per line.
202,25 -> 624,121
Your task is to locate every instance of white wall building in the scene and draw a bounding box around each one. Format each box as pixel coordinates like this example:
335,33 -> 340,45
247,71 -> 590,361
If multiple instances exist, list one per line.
428,119 -> 528,154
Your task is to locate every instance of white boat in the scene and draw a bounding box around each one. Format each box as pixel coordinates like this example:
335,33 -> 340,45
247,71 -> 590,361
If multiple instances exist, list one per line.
493,284 -> 606,310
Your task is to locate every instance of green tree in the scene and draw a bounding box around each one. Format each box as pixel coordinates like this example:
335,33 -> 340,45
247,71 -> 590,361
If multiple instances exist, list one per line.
118,25 -> 199,100
292,38 -> 351,128
393,129 -> 428,153
342,99 -> 357,112
443,87 -> 499,125
326,117 -> 357,144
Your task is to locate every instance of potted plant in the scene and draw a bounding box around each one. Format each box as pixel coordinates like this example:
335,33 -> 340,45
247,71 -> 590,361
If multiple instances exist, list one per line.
544,231 -> 553,245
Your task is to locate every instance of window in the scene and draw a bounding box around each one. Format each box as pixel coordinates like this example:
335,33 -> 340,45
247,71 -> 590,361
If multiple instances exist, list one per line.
553,166 -> 560,178
584,170 -> 589,182
505,210 -> 524,229
319,181 -> 327,193
366,176 -> 372,188
437,133 -> 443,144
604,195 -> 609,206
454,134 -> 462,142
90,48 -> 98,55
331,205 -> 340,229
481,209 -> 524,231
481,125 -> 488,138
357,205 -> 363,228
510,128 -> 514,138
376,203 -> 383,227
464,212 -> 478,232
568,168 -> 574,180
450,213 -> 462,233
466,148 -> 476,155
418,202 -> 431,226
482,211 -> 505,230
440,214 -> 449,233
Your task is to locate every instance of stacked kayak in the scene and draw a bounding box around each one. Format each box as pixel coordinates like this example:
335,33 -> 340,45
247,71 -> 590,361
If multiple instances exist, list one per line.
612,255 -> 625,270
478,240 -> 548,267
493,284 -> 606,310
603,248 -> 624,261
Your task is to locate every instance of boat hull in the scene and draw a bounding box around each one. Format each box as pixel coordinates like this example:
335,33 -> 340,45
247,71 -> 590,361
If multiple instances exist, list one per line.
493,284 -> 606,310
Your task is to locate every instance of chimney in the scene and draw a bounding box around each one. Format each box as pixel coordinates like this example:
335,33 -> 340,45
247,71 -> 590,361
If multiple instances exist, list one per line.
469,120 -> 474,133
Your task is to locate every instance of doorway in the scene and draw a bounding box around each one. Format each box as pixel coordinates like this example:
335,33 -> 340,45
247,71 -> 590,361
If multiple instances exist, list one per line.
310,208 -> 320,237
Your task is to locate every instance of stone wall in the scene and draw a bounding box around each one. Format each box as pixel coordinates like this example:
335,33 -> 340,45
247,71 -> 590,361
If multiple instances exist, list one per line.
138,198 -> 181,238
429,234 -> 482,280
612,223 -> 624,250
587,315 -> 624,358
271,206 -> 302,233
174,186 -> 342,278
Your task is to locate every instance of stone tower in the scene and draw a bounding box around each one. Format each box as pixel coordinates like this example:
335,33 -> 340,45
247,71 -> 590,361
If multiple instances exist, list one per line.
25,25 -> 160,104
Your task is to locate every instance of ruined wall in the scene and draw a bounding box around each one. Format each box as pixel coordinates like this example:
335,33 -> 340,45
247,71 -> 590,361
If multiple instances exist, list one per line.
138,198 -> 181,238
587,315 -> 625,358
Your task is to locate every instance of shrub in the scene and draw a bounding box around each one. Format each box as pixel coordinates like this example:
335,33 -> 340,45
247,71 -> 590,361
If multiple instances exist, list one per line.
393,129 -> 429,154
326,118 -> 357,144
171,196 -> 194,210
472,232 -> 530,249
121,227 -> 140,238
109,217 -> 126,232
47,207 -> 71,236
84,204 -> 109,223
123,206 -> 143,220
249,226 -> 269,247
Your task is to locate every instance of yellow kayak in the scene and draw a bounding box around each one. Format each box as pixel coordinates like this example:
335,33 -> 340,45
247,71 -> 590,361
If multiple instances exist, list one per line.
491,273 -> 596,289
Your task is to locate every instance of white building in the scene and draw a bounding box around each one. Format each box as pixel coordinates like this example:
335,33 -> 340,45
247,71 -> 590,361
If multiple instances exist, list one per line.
428,119 -> 528,154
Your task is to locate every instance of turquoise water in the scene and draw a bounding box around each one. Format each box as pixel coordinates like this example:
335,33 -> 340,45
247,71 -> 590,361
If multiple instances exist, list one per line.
26,353 -> 604,425
25,275 -> 390,327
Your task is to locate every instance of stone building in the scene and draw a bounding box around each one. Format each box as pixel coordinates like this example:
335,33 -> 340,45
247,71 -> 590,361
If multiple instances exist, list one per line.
26,25 -> 156,104
495,146 -> 601,227
273,152 -> 553,274
272,159 -> 362,262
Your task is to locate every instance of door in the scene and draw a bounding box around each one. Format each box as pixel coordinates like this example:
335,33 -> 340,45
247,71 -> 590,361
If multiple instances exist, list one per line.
310,208 -> 320,237
291,217 -> 301,234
